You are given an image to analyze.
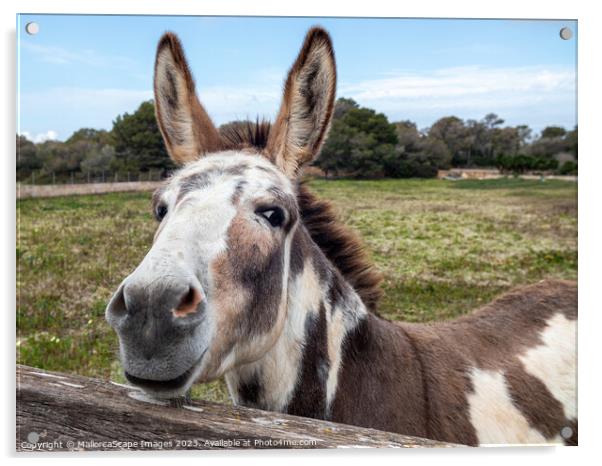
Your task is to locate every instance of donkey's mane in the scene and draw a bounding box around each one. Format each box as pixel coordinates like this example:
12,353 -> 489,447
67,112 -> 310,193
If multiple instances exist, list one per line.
218,120 -> 383,312
220,118 -> 272,151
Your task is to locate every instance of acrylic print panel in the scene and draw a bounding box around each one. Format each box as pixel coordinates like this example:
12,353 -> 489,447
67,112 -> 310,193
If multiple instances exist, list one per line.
16,14 -> 577,451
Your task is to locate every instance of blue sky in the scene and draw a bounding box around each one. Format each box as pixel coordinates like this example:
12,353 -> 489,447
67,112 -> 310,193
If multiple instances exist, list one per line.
17,15 -> 577,142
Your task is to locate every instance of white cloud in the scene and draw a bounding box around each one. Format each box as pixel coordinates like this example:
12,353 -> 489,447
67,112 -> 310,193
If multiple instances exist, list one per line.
19,87 -> 154,139
339,65 -> 576,131
19,84 -> 280,140
341,65 -> 574,100
18,65 -> 576,141
21,87 -> 153,109
20,130 -> 58,143
21,42 -> 137,69
198,85 -> 281,124
196,65 -> 576,129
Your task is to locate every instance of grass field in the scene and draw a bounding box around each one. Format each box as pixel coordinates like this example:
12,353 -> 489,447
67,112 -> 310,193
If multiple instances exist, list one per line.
16,178 -> 577,403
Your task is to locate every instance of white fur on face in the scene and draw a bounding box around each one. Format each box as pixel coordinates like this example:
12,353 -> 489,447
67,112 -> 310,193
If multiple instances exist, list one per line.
467,368 -> 563,446
155,151 -> 295,280
120,151 -> 296,394
518,313 -> 577,421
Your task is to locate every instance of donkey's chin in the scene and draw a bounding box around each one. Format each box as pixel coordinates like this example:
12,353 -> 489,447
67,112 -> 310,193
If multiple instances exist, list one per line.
124,350 -> 207,400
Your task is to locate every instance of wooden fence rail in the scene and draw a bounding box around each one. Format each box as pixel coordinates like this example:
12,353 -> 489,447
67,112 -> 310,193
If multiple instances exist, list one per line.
16,364 -> 457,451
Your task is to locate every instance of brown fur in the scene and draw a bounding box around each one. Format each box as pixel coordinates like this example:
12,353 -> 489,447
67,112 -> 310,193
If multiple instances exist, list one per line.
265,27 -> 337,177
154,32 -> 222,163
287,303 -> 330,418
220,119 -> 271,151
504,362 -> 573,442
206,211 -> 287,375
296,184 -> 383,312
153,28 -> 380,313
213,212 -> 285,336
215,120 -> 383,313
331,279 -> 577,445
331,313 -> 431,439
148,28 -> 577,447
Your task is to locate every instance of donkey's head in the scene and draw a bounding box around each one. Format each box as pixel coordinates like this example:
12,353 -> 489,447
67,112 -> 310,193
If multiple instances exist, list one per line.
106,27 -> 336,398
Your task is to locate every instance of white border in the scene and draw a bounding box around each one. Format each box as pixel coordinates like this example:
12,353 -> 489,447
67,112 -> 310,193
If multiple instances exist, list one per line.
3,1 -> 600,465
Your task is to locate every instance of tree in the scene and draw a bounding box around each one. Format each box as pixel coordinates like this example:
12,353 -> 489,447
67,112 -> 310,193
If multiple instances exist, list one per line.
66,128 -> 113,146
111,100 -> 174,173
565,126 -> 578,159
394,121 -> 421,150
342,107 -> 398,145
421,137 -> 452,169
15,94 -> 577,181
559,160 -> 577,175
524,125 -> 576,161
477,113 -> 505,164
428,116 -> 471,166
16,134 -> 41,179
541,126 -> 567,139
316,99 -> 398,178
516,125 -> 533,148
384,127 -> 451,178
482,113 -> 504,129
491,127 -> 521,160
496,154 -> 558,174
317,98 -> 454,179
333,97 -> 359,120
431,115 -> 532,167
35,140 -> 73,176
80,145 -> 115,175
316,119 -> 353,178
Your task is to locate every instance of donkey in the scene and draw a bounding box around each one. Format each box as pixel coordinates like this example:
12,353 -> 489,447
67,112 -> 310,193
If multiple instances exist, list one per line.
106,27 -> 577,446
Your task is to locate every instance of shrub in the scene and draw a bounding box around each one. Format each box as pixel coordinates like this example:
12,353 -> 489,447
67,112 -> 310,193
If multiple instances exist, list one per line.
383,152 -> 438,178
496,154 -> 558,174
558,160 -> 578,175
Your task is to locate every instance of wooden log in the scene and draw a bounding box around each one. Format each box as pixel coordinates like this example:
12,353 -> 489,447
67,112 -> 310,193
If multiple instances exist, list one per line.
16,364 -> 459,451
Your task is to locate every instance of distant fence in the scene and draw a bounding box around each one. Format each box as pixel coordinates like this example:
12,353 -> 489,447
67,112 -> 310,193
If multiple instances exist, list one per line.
437,168 -> 577,182
19,170 -> 166,186
437,168 -> 502,180
17,169 -> 578,200
17,181 -> 163,199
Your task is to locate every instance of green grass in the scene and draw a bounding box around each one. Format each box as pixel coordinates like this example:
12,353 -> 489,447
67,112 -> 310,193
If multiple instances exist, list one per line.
16,177 -> 577,403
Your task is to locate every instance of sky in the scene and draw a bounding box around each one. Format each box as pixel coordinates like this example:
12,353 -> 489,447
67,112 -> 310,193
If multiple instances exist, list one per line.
17,15 -> 577,143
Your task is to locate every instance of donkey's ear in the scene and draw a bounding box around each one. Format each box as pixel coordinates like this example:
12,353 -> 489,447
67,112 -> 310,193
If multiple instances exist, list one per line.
266,27 -> 337,178
154,32 -> 221,165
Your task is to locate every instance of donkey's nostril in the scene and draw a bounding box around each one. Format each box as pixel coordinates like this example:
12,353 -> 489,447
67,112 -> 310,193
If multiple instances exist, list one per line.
173,286 -> 203,317
106,284 -> 128,319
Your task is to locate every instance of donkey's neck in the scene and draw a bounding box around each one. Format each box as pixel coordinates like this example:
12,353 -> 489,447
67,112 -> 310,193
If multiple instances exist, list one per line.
225,225 -> 368,418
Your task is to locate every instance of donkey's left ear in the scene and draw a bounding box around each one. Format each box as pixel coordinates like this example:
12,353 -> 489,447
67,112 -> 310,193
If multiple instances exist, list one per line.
266,27 -> 337,178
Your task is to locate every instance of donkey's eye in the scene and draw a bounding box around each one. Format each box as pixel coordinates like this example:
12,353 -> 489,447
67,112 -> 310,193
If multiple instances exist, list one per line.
155,203 -> 168,222
256,207 -> 285,228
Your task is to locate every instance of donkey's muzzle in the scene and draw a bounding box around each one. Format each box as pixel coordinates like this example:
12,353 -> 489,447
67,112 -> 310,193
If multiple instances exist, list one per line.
105,277 -> 206,359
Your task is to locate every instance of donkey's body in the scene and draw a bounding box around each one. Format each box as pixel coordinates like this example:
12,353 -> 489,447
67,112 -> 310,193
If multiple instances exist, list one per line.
107,27 -> 577,447
224,199 -> 577,446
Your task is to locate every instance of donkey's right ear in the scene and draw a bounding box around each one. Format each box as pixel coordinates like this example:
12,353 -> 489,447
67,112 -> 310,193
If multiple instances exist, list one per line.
154,32 -> 221,165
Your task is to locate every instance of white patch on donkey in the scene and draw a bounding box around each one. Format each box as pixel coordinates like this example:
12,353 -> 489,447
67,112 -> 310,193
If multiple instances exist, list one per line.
467,368 -> 562,445
519,313 -> 577,420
